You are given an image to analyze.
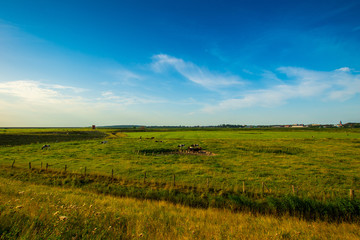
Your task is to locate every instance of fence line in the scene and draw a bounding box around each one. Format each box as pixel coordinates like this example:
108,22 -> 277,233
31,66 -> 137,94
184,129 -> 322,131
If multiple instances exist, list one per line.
7,161 -> 358,200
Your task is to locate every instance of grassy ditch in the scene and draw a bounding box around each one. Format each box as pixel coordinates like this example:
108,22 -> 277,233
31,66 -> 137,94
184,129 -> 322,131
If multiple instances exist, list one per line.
0,130 -> 107,146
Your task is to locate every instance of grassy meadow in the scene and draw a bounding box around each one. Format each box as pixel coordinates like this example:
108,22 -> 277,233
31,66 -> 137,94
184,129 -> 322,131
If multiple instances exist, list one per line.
1,128 -> 359,197
0,127 -> 360,238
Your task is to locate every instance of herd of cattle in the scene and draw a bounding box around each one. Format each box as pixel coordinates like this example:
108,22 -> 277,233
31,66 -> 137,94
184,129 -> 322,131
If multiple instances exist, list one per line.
41,138 -> 203,153
178,144 -> 202,152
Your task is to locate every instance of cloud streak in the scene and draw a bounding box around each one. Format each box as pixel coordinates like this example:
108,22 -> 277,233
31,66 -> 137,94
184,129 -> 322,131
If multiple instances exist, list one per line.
203,67 -> 360,112
0,80 -> 65,103
151,54 -> 243,90
99,90 -> 164,105
0,80 -> 166,107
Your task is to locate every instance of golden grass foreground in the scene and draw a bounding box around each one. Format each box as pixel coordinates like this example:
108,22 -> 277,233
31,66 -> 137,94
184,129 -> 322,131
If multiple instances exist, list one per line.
1,177 -> 359,239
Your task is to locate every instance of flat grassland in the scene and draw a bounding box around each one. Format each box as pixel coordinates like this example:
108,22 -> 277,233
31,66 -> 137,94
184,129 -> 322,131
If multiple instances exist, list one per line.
0,127 -> 360,239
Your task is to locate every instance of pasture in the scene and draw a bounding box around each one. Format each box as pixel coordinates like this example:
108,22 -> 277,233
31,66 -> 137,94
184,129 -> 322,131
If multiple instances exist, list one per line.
1,128 -> 359,198
1,127 -> 360,239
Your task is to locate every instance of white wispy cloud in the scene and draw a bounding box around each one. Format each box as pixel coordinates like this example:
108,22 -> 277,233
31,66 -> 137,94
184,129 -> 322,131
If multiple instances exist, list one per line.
0,80 -> 168,126
335,67 -> 351,72
0,80 -> 166,107
327,69 -> 360,101
49,84 -> 85,93
151,54 -> 243,90
99,90 -> 164,105
203,67 -> 360,112
110,69 -> 143,86
0,80 -> 64,103
0,80 -> 89,126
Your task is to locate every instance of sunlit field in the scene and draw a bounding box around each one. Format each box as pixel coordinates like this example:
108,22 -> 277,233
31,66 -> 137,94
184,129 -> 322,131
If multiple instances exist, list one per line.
1,128 -> 359,197
1,177 -> 359,240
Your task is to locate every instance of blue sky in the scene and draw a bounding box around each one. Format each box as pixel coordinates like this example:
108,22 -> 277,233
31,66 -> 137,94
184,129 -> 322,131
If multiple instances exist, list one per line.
0,0 -> 359,127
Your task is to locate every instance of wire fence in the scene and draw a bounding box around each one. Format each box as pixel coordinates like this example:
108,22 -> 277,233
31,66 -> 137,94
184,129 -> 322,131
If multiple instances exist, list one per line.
6,160 -> 358,201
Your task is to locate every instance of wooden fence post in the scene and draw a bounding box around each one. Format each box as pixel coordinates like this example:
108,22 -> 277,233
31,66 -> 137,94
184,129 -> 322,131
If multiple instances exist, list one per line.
263,182 -> 270,193
350,189 -> 355,200
143,172 -> 146,184
65,165 -> 67,172
262,182 -> 265,196
29,162 -> 31,169
173,174 -> 176,186
46,163 -> 48,171
243,181 -> 245,193
112,169 -> 114,180
11,160 -> 15,168
207,178 -> 209,188
84,167 -> 87,176
292,185 -> 296,195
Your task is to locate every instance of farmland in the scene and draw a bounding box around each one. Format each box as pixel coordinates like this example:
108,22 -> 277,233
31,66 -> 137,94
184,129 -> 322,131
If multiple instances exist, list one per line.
0,127 -> 360,239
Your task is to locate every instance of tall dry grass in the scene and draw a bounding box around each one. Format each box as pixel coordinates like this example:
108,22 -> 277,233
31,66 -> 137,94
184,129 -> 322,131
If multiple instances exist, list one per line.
1,177 -> 359,239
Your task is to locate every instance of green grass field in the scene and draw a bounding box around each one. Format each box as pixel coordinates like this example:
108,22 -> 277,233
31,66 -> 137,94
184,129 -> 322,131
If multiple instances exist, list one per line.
1,128 -> 359,198
1,127 -> 360,239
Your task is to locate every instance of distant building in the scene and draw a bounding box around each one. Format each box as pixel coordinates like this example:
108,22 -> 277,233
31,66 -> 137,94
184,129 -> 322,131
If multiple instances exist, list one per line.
92,125 -> 96,129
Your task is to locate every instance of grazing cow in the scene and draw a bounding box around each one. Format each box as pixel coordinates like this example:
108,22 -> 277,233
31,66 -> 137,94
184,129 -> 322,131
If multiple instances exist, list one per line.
178,144 -> 185,148
191,144 -> 199,147
188,146 -> 202,152
101,141 -> 108,144
41,144 -> 50,150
